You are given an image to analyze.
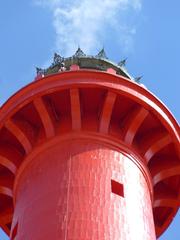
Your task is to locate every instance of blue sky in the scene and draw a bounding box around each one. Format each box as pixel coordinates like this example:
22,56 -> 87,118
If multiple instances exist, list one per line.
0,0 -> 179,239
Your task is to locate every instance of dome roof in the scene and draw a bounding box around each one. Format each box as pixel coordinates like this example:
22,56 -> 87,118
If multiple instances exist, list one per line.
36,48 -> 139,82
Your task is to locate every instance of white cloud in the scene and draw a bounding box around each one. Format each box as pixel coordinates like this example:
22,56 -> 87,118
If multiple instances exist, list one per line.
34,0 -> 142,56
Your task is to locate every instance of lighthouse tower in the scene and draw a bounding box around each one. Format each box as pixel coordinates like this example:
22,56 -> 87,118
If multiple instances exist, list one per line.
0,49 -> 179,240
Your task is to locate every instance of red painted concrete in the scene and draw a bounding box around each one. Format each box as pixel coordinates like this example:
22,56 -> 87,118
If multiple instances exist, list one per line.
13,139 -> 155,240
0,68 -> 179,239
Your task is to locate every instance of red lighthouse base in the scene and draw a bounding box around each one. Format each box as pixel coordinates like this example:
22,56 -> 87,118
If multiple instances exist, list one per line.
13,137 -> 155,240
0,67 -> 179,239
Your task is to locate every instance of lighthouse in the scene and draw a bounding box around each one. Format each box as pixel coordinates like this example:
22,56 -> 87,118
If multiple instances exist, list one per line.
0,48 -> 179,239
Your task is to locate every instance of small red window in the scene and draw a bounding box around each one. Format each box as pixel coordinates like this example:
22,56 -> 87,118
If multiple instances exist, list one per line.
111,179 -> 124,197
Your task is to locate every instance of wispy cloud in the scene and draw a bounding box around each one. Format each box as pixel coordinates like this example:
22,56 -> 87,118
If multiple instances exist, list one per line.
34,0 -> 142,56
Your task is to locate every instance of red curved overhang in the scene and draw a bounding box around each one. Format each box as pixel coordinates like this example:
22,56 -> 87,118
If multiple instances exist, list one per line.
0,70 -> 179,142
